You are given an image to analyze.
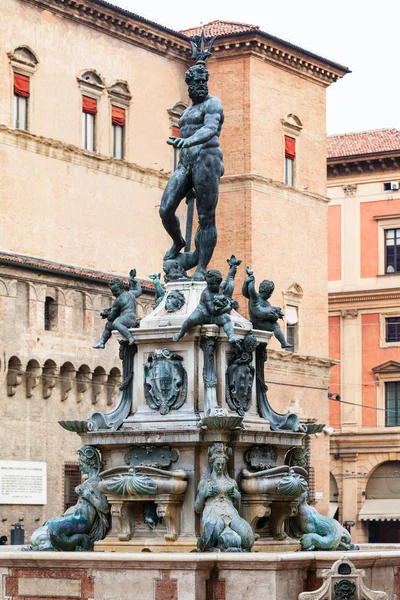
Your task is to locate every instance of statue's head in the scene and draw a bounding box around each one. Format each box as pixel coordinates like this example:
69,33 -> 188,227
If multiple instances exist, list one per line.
259,279 -> 275,299
185,63 -> 209,103
77,445 -> 101,476
242,332 -> 258,354
208,442 -> 231,476
206,269 -> 223,292
109,277 -> 125,297
165,290 -> 185,313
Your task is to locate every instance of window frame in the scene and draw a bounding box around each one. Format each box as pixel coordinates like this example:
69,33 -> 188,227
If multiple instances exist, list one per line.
13,93 -> 28,130
375,215 -> 400,276
82,109 -> 96,152
373,365 -> 400,428
285,156 -> 295,187
380,311 -> 400,348
385,381 -> 400,427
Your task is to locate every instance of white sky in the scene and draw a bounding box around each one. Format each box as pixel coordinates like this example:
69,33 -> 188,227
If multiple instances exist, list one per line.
108,0 -> 400,135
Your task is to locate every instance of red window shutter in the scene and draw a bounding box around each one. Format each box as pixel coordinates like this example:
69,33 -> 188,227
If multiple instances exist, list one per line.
82,95 -> 97,115
172,126 -> 180,138
112,106 -> 125,126
14,73 -> 30,98
285,136 -> 296,160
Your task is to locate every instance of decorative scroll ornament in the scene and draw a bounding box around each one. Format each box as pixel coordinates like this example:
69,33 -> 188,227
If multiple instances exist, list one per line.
225,332 -> 258,416
144,349 -> 187,415
100,467 -> 157,496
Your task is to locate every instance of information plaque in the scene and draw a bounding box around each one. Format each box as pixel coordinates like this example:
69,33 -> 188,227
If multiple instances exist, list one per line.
0,461 -> 47,504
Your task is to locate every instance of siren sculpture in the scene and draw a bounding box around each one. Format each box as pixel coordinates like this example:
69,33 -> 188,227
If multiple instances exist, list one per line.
28,446 -> 109,551
194,443 -> 254,552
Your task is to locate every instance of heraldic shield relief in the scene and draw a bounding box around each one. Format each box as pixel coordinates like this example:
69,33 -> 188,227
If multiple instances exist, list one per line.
144,348 -> 188,415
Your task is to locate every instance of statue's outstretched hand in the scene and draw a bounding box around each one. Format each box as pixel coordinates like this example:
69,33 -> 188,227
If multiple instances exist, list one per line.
245,266 -> 254,278
167,136 -> 187,149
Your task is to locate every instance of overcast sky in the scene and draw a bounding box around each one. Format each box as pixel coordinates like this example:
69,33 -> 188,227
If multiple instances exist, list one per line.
109,0 -> 399,136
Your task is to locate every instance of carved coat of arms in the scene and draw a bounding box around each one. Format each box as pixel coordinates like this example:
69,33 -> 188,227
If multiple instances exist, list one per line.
225,333 -> 258,416
144,349 -> 187,415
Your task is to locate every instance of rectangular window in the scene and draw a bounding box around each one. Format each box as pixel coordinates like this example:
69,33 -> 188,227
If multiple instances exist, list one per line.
64,463 -> 82,511
82,95 -> 97,151
111,106 -> 125,159
13,73 -> 29,130
285,305 -> 298,351
284,136 -> 295,186
386,317 -> 400,342
385,382 -> 400,426
385,228 -> 400,273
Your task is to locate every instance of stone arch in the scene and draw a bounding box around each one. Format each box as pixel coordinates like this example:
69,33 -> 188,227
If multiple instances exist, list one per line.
42,359 -> 58,399
366,460 -> 400,498
0,279 -> 8,297
25,358 -> 41,398
92,366 -> 107,404
168,101 -> 188,126
60,361 -> 76,401
7,356 -> 23,396
107,367 -> 122,405
76,364 -> 92,403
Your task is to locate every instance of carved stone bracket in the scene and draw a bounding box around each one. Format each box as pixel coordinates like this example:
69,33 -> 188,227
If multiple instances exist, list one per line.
110,501 -> 133,542
7,357 -> 23,397
269,500 -> 299,540
240,495 -> 272,534
341,309 -> 358,319
156,494 -> 183,542
299,557 -> 388,600
42,361 -> 58,399
25,360 -> 41,398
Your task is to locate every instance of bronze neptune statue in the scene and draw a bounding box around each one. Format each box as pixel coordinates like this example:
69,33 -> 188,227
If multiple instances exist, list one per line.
160,33 -> 223,281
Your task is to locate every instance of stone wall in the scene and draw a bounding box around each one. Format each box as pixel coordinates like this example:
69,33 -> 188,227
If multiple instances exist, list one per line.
0,551 -> 398,599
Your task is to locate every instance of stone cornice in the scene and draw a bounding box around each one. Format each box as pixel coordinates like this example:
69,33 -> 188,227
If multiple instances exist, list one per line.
267,348 -> 337,369
211,32 -> 348,87
327,152 -> 400,179
329,288 -> 400,307
221,173 -> 330,208
21,0 -> 191,63
0,124 -> 168,188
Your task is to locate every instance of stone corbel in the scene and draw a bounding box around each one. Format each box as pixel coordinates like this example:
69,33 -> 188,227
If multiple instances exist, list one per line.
341,309 -> 358,319
59,363 -> 76,402
76,366 -> 92,403
240,495 -> 272,534
42,362 -> 58,399
7,358 -> 23,396
92,368 -> 107,404
111,501 -> 133,542
269,500 -> 299,540
25,361 -> 41,398
155,494 -> 183,542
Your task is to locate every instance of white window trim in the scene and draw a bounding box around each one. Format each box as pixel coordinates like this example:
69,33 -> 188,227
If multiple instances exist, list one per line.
109,101 -> 127,160
376,215 -> 400,276
374,371 -> 400,428
380,311 -> 400,348
281,114 -> 302,189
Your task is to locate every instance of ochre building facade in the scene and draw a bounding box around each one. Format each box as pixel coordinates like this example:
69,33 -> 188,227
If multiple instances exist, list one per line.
327,128 -> 400,543
0,0 -> 347,539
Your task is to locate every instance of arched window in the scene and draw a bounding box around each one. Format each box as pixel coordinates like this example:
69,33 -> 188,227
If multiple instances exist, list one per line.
108,82 -> 131,160
8,46 -> 39,131
168,102 -> 187,171
77,70 -> 105,152
44,296 -> 57,331
281,114 -> 303,188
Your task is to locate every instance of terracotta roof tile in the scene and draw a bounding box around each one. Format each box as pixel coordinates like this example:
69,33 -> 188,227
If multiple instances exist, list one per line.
327,128 -> 400,159
181,20 -> 259,38
0,251 -> 153,291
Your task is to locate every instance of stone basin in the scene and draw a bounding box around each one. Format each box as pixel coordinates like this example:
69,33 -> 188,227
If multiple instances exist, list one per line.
240,465 -> 307,496
100,465 -> 188,496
